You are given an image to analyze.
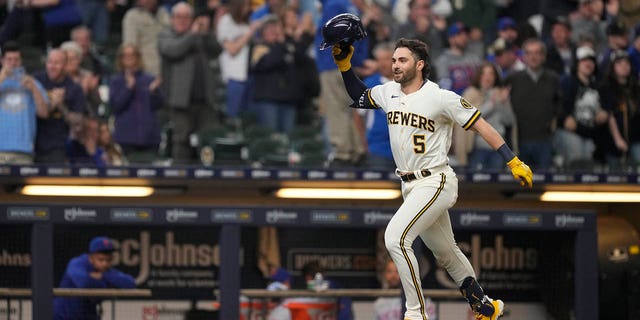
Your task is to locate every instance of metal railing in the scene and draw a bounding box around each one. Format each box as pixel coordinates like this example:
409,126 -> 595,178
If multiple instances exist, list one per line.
0,288 -> 151,320
240,288 -> 460,298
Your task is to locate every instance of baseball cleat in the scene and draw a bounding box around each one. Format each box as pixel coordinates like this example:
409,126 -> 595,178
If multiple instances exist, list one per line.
474,298 -> 504,320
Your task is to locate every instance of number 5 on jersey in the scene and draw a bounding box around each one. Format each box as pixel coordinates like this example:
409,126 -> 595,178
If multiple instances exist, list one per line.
413,134 -> 426,153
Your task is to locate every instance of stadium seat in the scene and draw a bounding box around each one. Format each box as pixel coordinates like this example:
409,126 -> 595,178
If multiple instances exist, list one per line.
247,132 -> 290,167
197,125 -> 247,165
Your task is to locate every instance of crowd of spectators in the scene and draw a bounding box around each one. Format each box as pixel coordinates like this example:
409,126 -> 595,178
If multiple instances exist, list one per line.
0,0 -> 639,171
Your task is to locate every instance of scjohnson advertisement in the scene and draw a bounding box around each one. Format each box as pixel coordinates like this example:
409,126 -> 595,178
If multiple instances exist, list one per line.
1,218 -> 574,303
408,232 -> 541,295
420,231 -> 573,302
50,226 -> 262,299
277,228 -> 573,302
112,231 -> 218,288
52,227 -> 221,298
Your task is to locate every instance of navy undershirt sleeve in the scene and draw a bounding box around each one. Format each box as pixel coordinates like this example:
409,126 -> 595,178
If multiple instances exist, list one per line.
340,68 -> 377,109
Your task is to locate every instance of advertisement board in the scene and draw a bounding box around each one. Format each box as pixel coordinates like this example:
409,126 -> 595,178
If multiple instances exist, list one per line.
53,225 -> 266,298
1,226 -> 571,302
0,204 -> 597,319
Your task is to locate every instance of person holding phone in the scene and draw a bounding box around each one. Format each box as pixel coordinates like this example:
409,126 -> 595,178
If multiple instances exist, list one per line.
0,41 -> 49,164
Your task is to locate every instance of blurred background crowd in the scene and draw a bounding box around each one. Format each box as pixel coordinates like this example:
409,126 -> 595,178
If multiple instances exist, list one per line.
0,0 -> 639,171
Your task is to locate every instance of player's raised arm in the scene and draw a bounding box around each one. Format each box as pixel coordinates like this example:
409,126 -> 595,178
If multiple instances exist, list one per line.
471,117 -> 533,188
332,45 -> 369,104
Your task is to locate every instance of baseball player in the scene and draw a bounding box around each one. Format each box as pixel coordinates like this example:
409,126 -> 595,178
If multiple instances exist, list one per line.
54,237 -> 136,319
321,14 -> 533,320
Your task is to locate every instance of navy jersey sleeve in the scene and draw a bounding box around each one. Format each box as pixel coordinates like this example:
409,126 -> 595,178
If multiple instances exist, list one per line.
341,68 -> 379,109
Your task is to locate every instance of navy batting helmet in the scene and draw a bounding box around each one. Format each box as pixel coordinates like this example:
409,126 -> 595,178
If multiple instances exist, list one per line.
319,13 -> 367,50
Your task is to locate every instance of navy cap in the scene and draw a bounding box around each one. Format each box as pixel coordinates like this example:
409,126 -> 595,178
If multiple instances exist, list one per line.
497,17 -> 516,31
89,236 -> 115,253
447,22 -> 468,37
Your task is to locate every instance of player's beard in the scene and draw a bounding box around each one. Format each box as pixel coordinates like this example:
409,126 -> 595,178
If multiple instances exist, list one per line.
393,65 -> 418,85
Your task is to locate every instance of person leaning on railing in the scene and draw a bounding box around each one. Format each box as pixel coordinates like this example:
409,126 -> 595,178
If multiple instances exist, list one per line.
54,236 -> 135,320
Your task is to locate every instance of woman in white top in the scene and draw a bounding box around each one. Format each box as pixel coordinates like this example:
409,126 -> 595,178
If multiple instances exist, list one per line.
216,0 -> 263,122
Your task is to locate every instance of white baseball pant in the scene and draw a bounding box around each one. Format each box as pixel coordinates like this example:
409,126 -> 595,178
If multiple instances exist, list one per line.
384,166 -> 475,320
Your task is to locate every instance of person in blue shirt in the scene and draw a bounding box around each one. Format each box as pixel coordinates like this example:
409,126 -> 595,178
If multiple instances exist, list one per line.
315,0 -> 372,167
360,42 -> 395,169
0,41 -> 49,164
250,0 -> 286,22
42,0 -> 83,47
54,236 -> 136,320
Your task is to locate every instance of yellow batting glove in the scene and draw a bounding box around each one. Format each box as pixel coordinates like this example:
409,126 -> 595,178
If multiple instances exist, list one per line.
507,156 -> 533,188
332,43 -> 354,72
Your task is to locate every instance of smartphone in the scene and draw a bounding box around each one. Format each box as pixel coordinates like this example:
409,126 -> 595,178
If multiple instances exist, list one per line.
11,67 -> 25,80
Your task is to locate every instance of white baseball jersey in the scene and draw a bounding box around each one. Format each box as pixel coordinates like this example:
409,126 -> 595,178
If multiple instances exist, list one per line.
367,80 -> 480,171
